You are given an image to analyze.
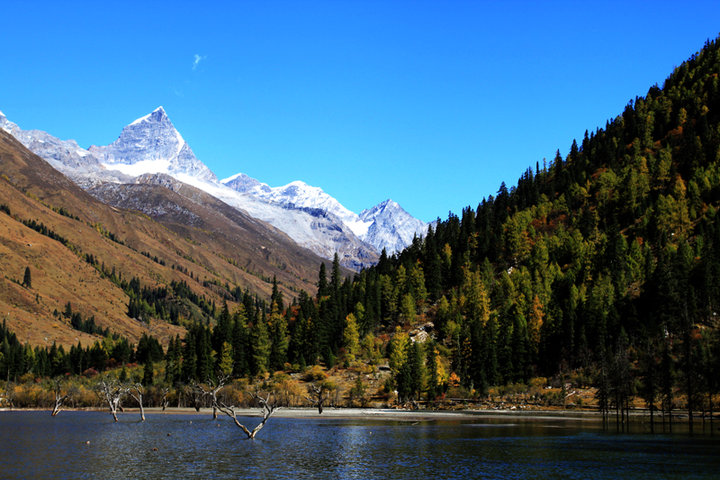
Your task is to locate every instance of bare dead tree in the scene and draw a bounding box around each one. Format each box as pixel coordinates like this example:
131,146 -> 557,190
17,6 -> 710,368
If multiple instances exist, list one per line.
50,378 -> 72,417
191,375 -> 229,419
215,392 -> 279,439
96,379 -> 129,422
161,386 -> 170,411
205,376 -> 228,419
4,381 -> 15,409
187,383 -> 206,412
126,383 -> 146,422
306,382 -> 330,414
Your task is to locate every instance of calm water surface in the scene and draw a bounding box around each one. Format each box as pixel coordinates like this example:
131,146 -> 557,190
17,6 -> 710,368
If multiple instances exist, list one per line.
0,410 -> 718,479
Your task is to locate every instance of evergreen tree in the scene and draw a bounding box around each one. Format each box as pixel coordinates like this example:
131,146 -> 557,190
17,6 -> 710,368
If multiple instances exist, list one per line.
22,266 -> 31,289
269,302 -> 289,371
317,263 -> 329,299
251,312 -> 271,375
231,306 -> 249,377
142,360 -> 154,386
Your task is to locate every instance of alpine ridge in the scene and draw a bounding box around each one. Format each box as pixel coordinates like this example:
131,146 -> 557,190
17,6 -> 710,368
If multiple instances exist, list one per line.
221,174 -> 429,254
0,107 -> 427,268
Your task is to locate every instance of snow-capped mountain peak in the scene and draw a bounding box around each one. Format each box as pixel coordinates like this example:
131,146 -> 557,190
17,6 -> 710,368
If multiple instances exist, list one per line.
360,198 -> 400,219
89,107 -> 215,182
222,172 -> 271,194
130,106 -> 167,126
0,110 -> 16,133
0,110 -> 112,178
360,198 -> 428,254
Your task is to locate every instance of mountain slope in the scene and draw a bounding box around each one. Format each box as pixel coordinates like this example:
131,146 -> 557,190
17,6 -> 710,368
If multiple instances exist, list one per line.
0,128 -> 323,347
88,173 -> 331,281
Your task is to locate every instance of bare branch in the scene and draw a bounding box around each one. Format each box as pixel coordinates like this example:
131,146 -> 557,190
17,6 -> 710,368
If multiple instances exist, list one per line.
161,387 -> 170,411
126,383 -> 146,422
51,378 -> 71,417
192,375 -> 229,419
215,390 -> 279,439
306,382 -> 329,414
95,378 -> 129,422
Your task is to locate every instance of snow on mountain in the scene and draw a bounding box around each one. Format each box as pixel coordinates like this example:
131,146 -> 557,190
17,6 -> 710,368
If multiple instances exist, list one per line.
88,107 -> 217,183
360,199 -> 428,254
0,107 -> 424,266
222,174 -> 428,254
222,172 -> 271,194
223,175 -> 368,234
0,111 -> 131,185
159,171 -> 379,269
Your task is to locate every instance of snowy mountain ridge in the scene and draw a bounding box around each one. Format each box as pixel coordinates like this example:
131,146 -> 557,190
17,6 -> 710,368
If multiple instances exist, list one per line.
221,174 -> 427,254
0,107 -> 427,266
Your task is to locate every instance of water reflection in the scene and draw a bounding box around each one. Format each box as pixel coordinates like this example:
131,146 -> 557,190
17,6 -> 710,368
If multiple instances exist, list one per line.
0,411 -> 719,479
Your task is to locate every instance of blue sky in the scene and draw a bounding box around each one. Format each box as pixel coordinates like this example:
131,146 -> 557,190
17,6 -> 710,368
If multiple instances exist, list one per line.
2,1 -> 719,222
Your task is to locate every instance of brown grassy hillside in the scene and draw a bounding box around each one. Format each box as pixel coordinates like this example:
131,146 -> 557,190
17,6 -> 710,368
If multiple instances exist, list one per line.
0,129 -> 326,347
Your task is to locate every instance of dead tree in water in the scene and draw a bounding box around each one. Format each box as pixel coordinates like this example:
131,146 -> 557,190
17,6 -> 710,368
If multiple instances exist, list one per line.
215,392 -> 279,439
96,379 -> 128,422
186,383 -> 206,412
161,387 -> 170,411
194,376 -> 228,419
126,383 -> 146,422
306,382 -> 330,414
51,378 -> 72,416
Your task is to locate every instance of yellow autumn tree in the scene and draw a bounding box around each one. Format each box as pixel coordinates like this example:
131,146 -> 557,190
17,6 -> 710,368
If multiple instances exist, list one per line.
528,295 -> 544,356
343,313 -> 360,364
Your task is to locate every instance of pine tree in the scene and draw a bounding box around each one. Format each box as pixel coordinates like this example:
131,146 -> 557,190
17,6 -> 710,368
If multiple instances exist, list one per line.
269,302 -> 289,371
181,329 -> 198,382
331,253 -> 341,295
22,266 -> 31,289
142,360 -> 154,386
217,341 -> 233,376
231,306 -> 249,377
317,263 -> 329,299
388,326 -> 409,376
271,276 -> 285,312
251,312 -> 271,375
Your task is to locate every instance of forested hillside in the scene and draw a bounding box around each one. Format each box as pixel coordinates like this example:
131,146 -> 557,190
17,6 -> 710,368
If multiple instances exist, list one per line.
172,36 -> 720,415
288,36 -> 720,414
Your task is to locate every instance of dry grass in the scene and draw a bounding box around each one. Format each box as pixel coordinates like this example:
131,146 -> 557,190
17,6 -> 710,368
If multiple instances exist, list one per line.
0,128 -> 325,348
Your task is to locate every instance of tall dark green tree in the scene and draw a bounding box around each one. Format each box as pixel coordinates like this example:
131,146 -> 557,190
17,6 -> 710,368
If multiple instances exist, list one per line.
22,266 -> 31,289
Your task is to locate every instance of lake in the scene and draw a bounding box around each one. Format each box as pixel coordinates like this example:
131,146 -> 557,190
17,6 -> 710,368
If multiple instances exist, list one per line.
0,410 -> 718,479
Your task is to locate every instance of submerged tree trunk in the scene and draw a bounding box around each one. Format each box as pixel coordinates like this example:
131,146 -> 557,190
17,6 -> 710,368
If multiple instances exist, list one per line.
216,392 -> 279,439
96,379 -> 128,423
710,394 -> 714,436
50,378 -> 70,417
161,387 -> 170,411
127,384 -> 145,422
192,376 -> 228,419
306,383 -> 328,414
649,403 -> 655,434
